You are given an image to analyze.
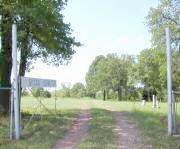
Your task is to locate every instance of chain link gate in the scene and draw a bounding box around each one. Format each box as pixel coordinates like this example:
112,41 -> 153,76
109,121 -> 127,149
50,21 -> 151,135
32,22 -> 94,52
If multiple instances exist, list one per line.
172,91 -> 180,136
0,87 -> 14,142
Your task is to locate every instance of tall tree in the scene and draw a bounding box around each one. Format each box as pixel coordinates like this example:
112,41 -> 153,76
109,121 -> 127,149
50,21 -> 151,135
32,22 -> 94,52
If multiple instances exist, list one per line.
146,0 -> 180,98
147,0 -> 179,47
71,83 -> 86,98
0,0 -> 80,112
86,54 -> 134,100
86,55 -> 105,98
137,48 -> 167,97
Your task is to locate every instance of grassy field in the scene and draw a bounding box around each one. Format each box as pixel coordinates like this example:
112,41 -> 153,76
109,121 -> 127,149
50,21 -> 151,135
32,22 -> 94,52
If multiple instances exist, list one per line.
1,97 -> 180,148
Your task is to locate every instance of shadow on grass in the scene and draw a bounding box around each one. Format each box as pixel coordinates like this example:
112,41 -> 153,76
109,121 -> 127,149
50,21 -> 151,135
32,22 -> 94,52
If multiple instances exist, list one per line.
0,109 -> 79,149
1,108 -> 180,149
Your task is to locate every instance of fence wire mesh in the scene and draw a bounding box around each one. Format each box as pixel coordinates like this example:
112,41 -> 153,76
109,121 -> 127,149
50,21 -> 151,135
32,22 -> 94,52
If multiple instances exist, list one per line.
0,87 -> 12,143
173,91 -> 180,135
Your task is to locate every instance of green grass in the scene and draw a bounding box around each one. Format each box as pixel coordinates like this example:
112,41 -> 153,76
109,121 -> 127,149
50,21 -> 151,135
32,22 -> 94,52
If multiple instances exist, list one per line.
1,97 -> 180,148
0,109 -> 79,149
78,109 -> 118,149
128,110 -> 180,149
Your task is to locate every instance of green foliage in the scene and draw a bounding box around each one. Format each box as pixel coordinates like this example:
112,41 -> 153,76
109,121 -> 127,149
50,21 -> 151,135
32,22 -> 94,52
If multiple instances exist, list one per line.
71,83 -> 86,98
86,55 -> 105,97
31,88 -> 51,98
31,88 -> 44,97
137,48 -> 167,94
146,0 -> 179,47
43,90 -> 51,98
142,0 -> 180,100
86,54 -> 134,100
0,0 -> 80,110
107,89 -> 118,100
57,84 -> 71,98
21,89 -> 29,96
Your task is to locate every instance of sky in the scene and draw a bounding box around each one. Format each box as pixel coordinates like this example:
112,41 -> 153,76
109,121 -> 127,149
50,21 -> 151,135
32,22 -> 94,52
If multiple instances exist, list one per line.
26,0 -> 160,87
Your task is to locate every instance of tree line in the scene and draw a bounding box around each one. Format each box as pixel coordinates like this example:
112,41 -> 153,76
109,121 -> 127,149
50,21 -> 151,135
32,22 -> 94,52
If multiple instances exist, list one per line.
59,0 -> 180,101
0,0 -> 179,111
85,0 -> 180,101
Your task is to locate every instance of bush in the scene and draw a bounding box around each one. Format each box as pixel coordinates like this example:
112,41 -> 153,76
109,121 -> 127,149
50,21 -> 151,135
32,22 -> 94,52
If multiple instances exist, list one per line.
31,88 -> 43,97
71,83 -> 86,98
31,88 -> 51,98
57,88 -> 71,98
95,91 -> 103,99
42,90 -> 51,98
107,89 -> 118,100
22,89 -> 29,96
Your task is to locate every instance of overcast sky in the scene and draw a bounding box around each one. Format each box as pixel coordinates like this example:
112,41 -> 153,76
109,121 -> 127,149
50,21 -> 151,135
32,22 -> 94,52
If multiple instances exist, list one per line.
26,0 -> 159,87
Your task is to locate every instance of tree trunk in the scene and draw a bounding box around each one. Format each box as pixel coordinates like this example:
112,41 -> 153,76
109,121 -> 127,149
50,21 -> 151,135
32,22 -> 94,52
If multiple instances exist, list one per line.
103,89 -> 106,101
19,18 -> 31,77
0,11 -> 12,113
118,86 -> 122,101
148,89 -> 150,101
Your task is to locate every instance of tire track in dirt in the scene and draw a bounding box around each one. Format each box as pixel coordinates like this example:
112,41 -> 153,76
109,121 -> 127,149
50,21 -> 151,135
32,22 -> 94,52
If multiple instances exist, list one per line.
114,112 -> 152,149
53,110 -> 91,149
103,105 -> 152,149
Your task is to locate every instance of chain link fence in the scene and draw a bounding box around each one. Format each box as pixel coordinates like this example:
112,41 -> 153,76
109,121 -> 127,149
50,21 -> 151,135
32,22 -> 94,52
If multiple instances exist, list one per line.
0,87 -> 12,144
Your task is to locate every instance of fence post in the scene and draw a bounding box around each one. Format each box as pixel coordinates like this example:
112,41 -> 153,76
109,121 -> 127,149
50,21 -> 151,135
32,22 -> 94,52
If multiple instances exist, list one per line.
12,23 -> 20,139
166,27 -> 173,136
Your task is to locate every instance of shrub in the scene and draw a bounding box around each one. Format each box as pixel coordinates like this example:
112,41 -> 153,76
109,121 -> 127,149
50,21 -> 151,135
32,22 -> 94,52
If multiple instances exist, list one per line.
22,89 -> 29,96
57,88 -> 71,98
31,88 -> 43,97
31,88 -> 51,98
107,89 -> 118,100
71,83 -> 86,98
42,90 -> 51,98
96,91 -> 103,99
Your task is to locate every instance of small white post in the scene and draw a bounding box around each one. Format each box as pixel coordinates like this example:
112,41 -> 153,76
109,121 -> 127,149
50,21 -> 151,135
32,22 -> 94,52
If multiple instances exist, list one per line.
12,23 -> 20,139
152,95 -> 156,108
141,100 -> 146,106
156,97 -> 160,108
166,27 -> 173,136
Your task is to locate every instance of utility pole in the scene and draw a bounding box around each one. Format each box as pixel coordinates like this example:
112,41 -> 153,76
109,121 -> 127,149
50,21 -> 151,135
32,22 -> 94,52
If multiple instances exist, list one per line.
12,23 -> 20,139
166,27 -> 173,136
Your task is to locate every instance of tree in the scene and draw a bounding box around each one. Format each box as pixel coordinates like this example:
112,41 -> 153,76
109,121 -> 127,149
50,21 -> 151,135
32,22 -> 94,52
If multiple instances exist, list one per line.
31,88 -> 51,98
137,48 -> 167,100
0,0 -> 80,112
172,51 -> 180,91
31,88 -> 44,98
146,0 -> 180,99
85,55 -> 105,98
86,54 -> 134,101
147,0 -> 179,47
58,83 -> 71,98
42,90 -> 51,98
71,83 -> 86,98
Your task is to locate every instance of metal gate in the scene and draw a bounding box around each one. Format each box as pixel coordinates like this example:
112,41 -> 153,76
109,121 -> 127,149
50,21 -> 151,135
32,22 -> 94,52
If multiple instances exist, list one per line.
0,87 -> 13,142
172,91 -> 180,135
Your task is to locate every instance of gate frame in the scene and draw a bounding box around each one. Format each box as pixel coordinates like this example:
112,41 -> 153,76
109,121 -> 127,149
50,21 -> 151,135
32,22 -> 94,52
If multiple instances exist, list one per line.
166,27 -> 180,136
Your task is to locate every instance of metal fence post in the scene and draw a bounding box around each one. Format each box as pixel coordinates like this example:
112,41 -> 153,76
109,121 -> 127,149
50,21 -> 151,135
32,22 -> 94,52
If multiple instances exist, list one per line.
12,23 -> 20,139
166,27 -> 173,136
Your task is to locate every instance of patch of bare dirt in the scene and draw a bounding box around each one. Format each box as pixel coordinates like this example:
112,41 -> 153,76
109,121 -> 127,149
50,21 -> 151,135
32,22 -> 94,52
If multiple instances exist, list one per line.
53,110 -> 91,149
